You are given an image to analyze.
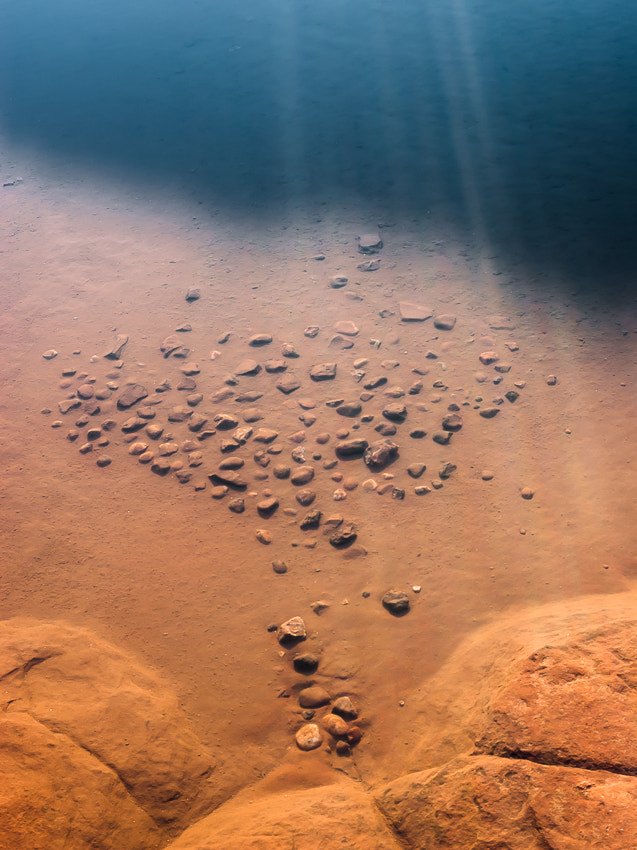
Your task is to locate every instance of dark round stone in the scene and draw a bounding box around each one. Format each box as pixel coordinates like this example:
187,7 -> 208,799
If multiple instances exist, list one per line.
293,653 -> 320,674
382,590 -> 410,616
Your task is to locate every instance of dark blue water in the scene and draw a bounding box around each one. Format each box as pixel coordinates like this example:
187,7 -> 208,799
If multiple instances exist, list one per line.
2,0 -> 636,286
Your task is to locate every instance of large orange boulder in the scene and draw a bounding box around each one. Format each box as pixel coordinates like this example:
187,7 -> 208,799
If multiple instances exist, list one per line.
0,618 -> 218,848
376,754 -> 637,848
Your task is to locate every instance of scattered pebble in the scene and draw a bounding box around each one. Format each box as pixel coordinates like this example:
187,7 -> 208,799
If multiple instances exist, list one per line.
521,487 -> 534,500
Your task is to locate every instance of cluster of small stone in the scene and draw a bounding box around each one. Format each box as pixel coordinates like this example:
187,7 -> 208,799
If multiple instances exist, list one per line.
274,617 -> 363,755
42,231 -> 543,549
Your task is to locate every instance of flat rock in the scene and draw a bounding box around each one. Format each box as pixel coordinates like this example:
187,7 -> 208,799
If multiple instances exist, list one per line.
399,302 -> 433,322
358,259 -> 381,271
213,413 -> 239,430
299,686 -> 331,708
253,428 -> 279,443
334,321 -> 359,336
276,374 -> 301,394
104,334 -> 129,360
117,384 -> 148,410
264,359 -> 287,373
121,417 -> 145,433
479,407 -> 500,419
235,359 -> 261,376
58,398 -> 82,414
329,275 -> 348,288
235,390 -> 263,403
337,402 -> 362,418
208,471 -> 247,490
382,403 -> 407,423
479,351 -> 499,365
210,388 -> 234,403
310,363 -> 337,381
335,439 -> 368,459
357,233 -> 383,254
242,407 -> 263,423
257,497 -> 279,517
160,335 -> 186,358
249,334 -> 272,346
488,315 -> 516,330
168,406 -> 193,423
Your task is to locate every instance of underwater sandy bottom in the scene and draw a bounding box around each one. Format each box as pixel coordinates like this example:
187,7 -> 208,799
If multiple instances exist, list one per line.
2,152 -> 637,809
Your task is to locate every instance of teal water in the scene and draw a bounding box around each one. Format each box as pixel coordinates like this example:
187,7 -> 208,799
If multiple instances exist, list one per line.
1,0 -> 636,284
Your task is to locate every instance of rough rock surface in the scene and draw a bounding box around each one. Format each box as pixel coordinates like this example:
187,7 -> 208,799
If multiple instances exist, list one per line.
164,780 -> 402,849
0,711 -> 161,850
376,754 -> 637,849
0,618 -> 218,845
474,619 -> 637,774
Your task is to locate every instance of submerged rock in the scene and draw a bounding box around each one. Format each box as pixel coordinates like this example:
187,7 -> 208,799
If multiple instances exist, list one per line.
382,590 -> 410,616
277,617 -> 307,644
295,724 -> 322,751
364,439 -> 399,471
